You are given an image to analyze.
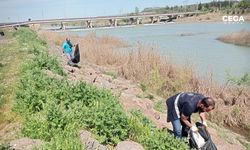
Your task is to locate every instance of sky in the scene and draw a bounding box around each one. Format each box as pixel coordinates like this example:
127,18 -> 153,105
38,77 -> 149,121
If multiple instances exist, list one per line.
0,0 -> 212,23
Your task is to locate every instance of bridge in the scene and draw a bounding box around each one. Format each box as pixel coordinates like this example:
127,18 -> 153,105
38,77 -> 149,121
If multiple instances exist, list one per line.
0,11 -> 203,29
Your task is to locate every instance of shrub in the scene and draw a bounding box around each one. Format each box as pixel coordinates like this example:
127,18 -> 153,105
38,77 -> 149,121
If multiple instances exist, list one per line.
128,110 -> 188,150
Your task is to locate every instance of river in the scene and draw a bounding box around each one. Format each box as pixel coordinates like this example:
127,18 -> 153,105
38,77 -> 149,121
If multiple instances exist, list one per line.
60,22 -> 250,84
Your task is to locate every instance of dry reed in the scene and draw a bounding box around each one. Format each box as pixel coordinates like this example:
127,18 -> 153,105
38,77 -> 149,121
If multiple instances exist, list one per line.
217,30 -> 250,47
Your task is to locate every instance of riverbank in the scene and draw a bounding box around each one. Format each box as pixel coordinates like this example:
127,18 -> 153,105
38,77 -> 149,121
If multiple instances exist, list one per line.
217,30 -> 250,47
1,28 -> 190,150
40,30 -> 250,141
41,29 -> 250,149
1,27 -> 248,150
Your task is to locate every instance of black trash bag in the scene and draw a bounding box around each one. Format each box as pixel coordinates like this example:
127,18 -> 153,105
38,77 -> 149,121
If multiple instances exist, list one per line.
196,122 -> 209,141
189,122 -> 217,150
71,44 -> 80,64
189,127 -> 206,149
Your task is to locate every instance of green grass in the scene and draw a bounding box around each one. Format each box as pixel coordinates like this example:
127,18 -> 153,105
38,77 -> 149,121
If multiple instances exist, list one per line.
139,83 -> 147,92
0,29 -> 30,143
145,93 -> 154,100
103,71 -> 118,79
1,27 -> 189,149
153,100 -> 165,113
0,143 -> 12,150
128,110 -> 187,150
238,139 -> 250,150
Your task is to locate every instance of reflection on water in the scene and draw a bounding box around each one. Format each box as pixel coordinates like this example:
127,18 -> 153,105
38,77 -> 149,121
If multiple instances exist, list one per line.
59,22 -> 250,83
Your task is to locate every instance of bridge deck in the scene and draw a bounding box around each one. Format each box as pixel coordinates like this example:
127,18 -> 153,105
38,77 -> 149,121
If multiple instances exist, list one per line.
0,11 -> 203,28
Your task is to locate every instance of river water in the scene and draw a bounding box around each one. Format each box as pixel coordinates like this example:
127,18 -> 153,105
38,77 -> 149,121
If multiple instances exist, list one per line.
62,22 -> 250,83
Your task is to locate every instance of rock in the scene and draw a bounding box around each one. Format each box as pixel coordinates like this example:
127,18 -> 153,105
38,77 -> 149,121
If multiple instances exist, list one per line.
154,112 -> 161,120
115,141 -> 144,150
9,138 -> 43,150
79,130 -> 109,150
145,103 -> 151,109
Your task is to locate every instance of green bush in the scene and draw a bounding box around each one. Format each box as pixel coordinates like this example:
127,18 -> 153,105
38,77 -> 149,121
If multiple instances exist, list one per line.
44,130 -> 83,150
128,110 -> 188,150
15,54 -> 130,145
227,73 -> 250,86
0,143 -> 12,150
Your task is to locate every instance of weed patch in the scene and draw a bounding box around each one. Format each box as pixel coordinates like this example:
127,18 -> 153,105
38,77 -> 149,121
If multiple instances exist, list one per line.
104,71 -> 118,79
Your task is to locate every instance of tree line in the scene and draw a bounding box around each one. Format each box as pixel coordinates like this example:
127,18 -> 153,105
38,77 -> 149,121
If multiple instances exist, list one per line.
140,0 -> 250,14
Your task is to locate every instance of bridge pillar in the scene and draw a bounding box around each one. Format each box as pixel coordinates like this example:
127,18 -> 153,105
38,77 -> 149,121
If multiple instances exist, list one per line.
150,17 -> 154,24
129,18 -> 135,25
136,18 -> 141,25
109,19 -> 117,27
109,19 -> 113,27
168,16 -> 173,22
156,16 -> 160,23
114,19 -> 117,26
86,20 -> 93,28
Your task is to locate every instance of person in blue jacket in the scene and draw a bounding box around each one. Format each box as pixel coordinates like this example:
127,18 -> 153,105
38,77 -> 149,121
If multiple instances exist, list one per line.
62,38 -> 73,61
166,92 -> 215,138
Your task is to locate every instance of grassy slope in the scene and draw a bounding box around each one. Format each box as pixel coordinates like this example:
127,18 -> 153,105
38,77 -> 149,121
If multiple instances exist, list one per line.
0,29 -> 29,143
1,28 -> 188,150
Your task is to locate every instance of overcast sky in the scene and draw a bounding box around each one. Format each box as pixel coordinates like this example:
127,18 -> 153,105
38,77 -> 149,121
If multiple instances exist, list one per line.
0,0 -> 212,23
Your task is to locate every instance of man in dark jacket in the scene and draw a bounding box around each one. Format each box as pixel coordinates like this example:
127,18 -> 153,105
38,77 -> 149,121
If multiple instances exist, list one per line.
166,92 -> 215,138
